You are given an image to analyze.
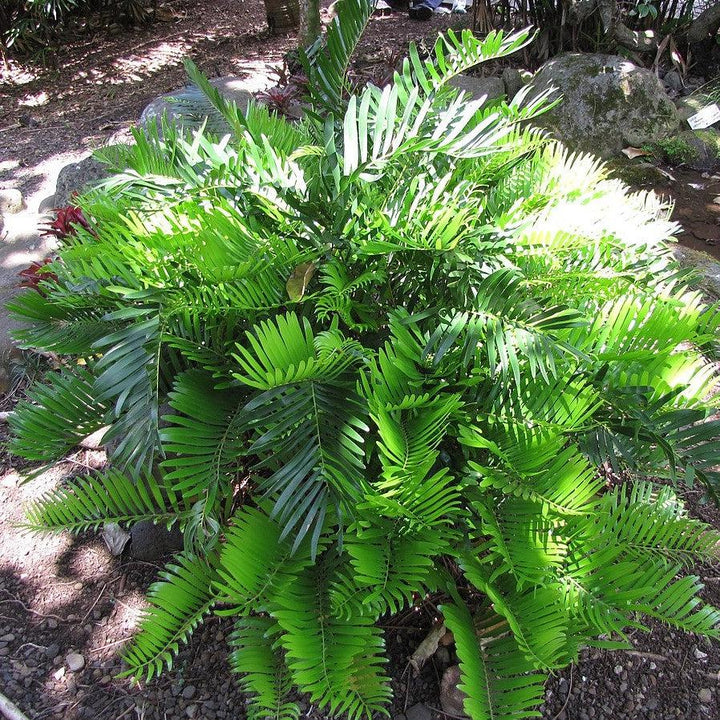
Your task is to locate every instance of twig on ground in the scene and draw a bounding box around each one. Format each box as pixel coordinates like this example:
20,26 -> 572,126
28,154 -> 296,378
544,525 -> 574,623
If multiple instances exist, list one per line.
89,636 -> 130,654
15,641 -> 47,654
0,690 -> 31,720
0,590 -> 71,622
80,578 -> 121,624
623,650 -> 673,663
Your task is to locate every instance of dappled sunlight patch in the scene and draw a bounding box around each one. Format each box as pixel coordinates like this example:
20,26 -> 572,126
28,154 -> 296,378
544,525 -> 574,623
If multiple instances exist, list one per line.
18,91 -> 49,108
0,464 -> 76,573
109,40 -> 195,84
226,59 -> 278,92
0,58 -> 41,87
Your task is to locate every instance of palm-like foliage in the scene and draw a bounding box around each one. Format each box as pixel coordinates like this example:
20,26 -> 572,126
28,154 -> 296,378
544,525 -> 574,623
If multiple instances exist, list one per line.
9,1 -> 720,717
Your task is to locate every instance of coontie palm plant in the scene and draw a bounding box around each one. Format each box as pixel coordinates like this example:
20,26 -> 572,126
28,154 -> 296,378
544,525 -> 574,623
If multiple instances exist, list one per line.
9,1 -> 720,717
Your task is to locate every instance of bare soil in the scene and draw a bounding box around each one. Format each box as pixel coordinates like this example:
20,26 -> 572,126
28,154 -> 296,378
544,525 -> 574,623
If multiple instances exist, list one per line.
2,3 -> 720,719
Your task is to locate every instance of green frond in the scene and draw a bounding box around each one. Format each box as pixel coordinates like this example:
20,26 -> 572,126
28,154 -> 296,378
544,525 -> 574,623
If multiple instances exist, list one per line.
400,28 -> 535,99
8,289 -> 109,355
442,601 -> 545,720
299,0 -> 373,115
315,259 -> 386,330
330,521 -> 444,617
232,316 -> 369,552
93,308 -> 162,472
121,551 -> 218,681
232,313 -> 363,389
244,377 -> 369,554
462,428 -> 602,516
555,483 -> 720,638
24,468 -> 184,533
214,505 -> 324,615
161,370 -> 247,504
9,367 -> 109,465
470,496 -> 567,589
461,560 -> 573,669
228,616 -> 299,720
596,482 -> 720,566
423,269 -> 585,384
274,561 -> 391,720
561,548 -> 720,639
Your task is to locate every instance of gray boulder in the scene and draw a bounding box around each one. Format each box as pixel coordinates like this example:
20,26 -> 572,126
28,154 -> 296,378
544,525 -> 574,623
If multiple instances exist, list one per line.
130,520 -> 183,561
524,53 -> 680,158
54,156 -> 110,208
139,76 -> 254,134
448,75 -> 505,104
675,95 -> 708,123
501,67 -> 527,101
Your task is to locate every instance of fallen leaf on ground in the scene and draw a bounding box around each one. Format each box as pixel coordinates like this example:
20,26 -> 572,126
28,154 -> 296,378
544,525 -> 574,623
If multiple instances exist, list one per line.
622,147 -> 651,159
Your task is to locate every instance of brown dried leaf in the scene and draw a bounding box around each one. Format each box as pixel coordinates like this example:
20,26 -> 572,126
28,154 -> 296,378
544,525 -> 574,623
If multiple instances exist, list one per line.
622,147 -> 651,159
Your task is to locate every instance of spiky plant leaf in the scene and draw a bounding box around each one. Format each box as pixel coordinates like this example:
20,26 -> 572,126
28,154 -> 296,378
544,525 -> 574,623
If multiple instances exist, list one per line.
442,601 -> 546,720
24,468 -> 184,533
299,0 -> 374,115
228,617 -> 299,720
161,369 -> 247,505
121,552 -> 218,681
9,367 -> 109,466
214,505 -> 325,615
273,560 -> 391,720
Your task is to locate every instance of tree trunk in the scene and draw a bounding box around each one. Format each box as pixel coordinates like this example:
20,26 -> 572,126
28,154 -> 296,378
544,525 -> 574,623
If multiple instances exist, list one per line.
299,0 -> 321,47
264,0 -> 300,34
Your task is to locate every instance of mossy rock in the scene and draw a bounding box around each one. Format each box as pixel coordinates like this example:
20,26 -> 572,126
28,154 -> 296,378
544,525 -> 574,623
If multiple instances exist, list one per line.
655,129 -> 720,171
605,158 -> 671,188
524,53 -> 680,158
675,95 -> 710,123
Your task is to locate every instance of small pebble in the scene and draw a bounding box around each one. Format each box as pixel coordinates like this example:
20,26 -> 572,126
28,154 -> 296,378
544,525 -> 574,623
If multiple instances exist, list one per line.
45,643 -> 60,659
186,704 -> 198,718
0,633 -> 15,642
182,685 -> 197,700
699,688 -> 713,704
66,652 -> 85,672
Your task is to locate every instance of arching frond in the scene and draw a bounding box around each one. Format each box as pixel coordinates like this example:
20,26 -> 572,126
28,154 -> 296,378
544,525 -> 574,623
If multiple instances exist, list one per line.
228,617 -> 299,720
9,367 -> 109,466
24,468 -> 184,533
299,0 -> 373,115
161,370 -> 248,504
92,308 -> 162,472
8,288 -> 110,355
121,552 -> 219,681
214,505 -> 324,615
442,601 -> 546,720
330,521 -> 445,618
274,560 -> 391,720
